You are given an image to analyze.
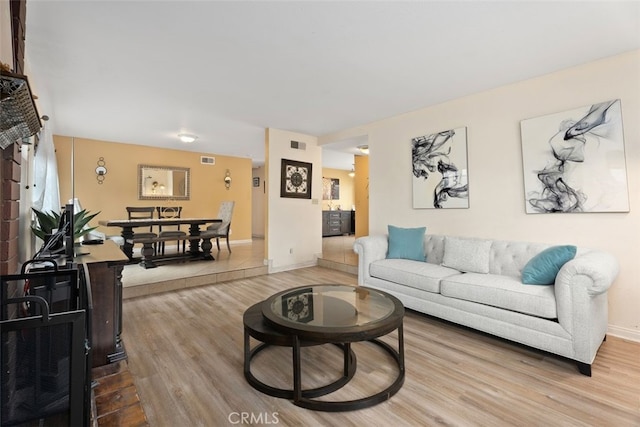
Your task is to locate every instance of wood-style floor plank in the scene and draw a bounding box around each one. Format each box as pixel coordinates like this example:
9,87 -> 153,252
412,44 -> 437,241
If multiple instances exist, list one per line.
122,267 -> 640,426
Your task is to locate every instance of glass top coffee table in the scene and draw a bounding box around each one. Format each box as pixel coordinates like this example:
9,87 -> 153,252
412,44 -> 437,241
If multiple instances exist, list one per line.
243,284 -> 405,412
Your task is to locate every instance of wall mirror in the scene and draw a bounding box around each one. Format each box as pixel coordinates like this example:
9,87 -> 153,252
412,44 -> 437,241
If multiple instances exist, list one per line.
138,165 -> 190,200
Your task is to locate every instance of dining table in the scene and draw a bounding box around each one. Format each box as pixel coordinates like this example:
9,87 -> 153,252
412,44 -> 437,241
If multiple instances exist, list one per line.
99,217 -> 222,268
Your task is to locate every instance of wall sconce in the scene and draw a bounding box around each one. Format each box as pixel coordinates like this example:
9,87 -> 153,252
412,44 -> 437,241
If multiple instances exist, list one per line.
348,164 -> 355,178
95,157 -> 107,184
224,170 -> 232,189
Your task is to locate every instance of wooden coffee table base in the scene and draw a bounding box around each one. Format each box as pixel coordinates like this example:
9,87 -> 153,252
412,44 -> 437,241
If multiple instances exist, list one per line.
243,303 -> 356,400
243,302 -> 405,412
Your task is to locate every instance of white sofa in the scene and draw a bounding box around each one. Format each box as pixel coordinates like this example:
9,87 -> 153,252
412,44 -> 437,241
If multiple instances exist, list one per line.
353,234 -> 619,376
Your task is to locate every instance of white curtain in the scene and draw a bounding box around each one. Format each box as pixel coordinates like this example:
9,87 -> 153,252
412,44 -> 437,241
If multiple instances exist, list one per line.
32,121 -> 60,214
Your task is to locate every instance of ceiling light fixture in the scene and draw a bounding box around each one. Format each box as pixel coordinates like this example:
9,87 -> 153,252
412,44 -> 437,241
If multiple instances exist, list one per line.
358,145 -> 369,155
348,165 -> 355,178
178,133 -> 197,143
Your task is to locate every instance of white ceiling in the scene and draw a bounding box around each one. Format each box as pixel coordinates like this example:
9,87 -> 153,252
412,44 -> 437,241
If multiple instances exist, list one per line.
24,1 -> 640,170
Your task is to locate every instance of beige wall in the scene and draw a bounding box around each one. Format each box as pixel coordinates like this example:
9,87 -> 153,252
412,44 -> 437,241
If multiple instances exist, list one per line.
266,128 -> 322,271
321,167 -> 355,211
325,50 -> 640,341
54,136 -> 253,241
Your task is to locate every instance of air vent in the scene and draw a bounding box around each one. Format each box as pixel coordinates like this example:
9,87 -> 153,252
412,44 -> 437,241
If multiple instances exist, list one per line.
291,140 -> 306,150
201,156 -> 215,165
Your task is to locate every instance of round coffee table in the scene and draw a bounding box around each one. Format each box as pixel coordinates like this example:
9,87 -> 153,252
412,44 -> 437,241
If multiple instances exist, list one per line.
243,284 -> 405,412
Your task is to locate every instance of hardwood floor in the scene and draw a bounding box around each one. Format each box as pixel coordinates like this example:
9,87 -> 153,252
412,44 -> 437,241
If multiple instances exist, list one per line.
92,362 -> 149,426
122,267 -> 640,426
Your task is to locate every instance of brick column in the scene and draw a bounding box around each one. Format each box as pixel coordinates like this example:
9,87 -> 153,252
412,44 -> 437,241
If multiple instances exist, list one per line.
1,143 -> 21,275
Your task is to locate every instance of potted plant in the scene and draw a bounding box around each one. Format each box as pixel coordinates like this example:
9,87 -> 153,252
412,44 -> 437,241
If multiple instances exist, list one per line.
31,207 -> 101,244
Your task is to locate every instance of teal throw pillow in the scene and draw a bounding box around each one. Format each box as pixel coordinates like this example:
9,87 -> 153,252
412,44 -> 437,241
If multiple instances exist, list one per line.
522,245 -> 577,285
387,225 -> 426,262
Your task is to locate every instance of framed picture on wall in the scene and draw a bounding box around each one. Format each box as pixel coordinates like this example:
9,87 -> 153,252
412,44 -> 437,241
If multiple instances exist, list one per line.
322,177 -> 340,200
280,158 -> 312,199
521,99 -> 629,213
252,177 -> 260,187
411,127 -> 469,209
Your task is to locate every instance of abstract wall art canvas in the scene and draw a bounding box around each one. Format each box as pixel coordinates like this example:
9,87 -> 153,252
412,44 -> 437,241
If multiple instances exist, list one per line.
521,99 -> 629,214
322,177 -> 339,200
412,127 -> 469,209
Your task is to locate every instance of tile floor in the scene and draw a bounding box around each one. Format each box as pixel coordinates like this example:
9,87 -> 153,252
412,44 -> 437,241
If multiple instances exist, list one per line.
122,236 -> 357,299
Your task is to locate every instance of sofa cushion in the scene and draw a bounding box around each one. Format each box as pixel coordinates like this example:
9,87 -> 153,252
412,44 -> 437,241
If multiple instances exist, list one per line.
442,236 -> 491,273
370,258 -> 461,294
440,273 -> 557,319
522,245 -> 577,285
387,225 -> 426,261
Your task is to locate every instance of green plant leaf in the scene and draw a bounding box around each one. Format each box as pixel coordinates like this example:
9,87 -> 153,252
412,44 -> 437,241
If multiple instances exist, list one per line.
31,207 -> 101,241
30,225 -> 47,241
31,208 -> 62,239
73,209 -> 101,239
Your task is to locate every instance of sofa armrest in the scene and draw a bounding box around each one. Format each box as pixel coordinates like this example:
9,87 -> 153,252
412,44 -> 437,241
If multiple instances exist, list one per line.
554,250 -> 618,363
353,235 -> 388,285
556,250 -> 619,296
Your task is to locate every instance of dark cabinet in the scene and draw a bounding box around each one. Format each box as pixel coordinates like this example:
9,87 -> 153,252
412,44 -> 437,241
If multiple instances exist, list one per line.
322,211 -> 354,237
80,240 -> 129,367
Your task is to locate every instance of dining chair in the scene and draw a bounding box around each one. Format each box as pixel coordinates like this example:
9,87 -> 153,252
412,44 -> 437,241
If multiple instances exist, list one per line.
156,206 -> 187,255
203,201 -> 235,252
126,206 -> 157,254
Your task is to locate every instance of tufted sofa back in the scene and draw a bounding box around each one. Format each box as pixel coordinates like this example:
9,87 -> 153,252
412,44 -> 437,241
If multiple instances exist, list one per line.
423,234 -> 571,279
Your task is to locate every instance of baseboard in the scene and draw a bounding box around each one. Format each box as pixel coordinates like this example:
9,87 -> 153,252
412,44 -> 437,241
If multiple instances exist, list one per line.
607,324 -> 640,343
317,258 -> 357,275
230,239 -> 252,245
268,260 -> 317,273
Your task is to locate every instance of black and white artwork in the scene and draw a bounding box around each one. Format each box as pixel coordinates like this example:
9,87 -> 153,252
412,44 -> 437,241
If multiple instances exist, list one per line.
322,177 -> 340,200
280,158 -> 312,199
412,127 -> 469,209
521,99 -> 629,213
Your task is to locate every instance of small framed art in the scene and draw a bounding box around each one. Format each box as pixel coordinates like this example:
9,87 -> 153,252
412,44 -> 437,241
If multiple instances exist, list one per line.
280,158 -> 312,199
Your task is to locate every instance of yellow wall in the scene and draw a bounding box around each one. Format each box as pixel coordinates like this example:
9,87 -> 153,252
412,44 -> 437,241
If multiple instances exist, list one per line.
321,168 -> 355,211
354,155 -> 369,237
251,165 -> 266,238
54,136 -> 252,241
